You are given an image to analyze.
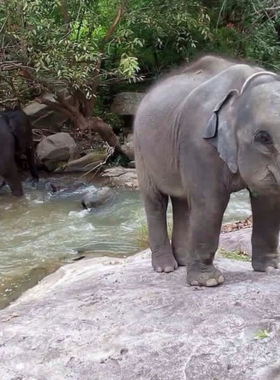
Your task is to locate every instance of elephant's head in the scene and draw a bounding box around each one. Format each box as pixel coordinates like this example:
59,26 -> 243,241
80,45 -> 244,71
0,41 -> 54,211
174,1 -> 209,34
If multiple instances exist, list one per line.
203,71 -> 280,195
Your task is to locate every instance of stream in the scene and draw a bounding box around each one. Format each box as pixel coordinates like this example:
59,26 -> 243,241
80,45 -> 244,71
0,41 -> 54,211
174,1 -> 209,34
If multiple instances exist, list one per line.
0,176 -> 252,308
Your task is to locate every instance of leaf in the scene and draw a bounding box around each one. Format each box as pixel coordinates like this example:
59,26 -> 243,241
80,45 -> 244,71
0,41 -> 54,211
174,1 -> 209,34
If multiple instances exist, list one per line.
254,329 -> 271,340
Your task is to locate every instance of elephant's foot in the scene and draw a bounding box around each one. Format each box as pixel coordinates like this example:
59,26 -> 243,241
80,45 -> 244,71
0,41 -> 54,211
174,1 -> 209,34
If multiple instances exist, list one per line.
252,256 -> 280,272
172,245 -> 188,267
187,264 -> 224,287
173,248 -> 188,266
12,189 -> 24,197
152,251 -> 178,273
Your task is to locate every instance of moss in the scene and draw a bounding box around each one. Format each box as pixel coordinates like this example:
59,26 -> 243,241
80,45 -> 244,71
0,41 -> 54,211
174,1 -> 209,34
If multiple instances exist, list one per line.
218,248 -> 250,262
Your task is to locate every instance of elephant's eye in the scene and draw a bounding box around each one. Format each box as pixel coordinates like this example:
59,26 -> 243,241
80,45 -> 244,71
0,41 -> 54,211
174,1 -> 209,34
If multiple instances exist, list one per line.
254,130 -> 273,145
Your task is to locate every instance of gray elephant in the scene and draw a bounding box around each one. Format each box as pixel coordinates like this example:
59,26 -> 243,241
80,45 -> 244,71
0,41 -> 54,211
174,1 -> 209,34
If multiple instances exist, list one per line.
134,54 -> 280,287
0,109 -> 39,196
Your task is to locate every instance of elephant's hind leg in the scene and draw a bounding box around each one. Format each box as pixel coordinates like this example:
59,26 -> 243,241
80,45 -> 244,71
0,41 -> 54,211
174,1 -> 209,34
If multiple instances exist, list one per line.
171,197 -> 190,266
143,191 -> 178,273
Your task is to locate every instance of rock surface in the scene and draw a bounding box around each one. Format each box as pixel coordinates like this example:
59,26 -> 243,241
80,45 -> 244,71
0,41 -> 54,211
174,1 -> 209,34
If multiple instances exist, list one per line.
220,228 -> 253,256
111,92 -> 145,115
101,166 -> 138,189
36,132 -> 79,171
24,93 -> 70,129
1,250 -> 280,380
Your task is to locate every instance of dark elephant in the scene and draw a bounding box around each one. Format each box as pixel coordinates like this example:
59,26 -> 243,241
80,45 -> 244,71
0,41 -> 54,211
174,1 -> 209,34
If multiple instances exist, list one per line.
0,109 -> 39,196
134,54 -> 280,287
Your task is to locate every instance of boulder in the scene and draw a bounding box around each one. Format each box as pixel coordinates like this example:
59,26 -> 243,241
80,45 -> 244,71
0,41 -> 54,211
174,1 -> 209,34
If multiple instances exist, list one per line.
0,250 -> 280,380
23,93 -> 71,130
111,92 -> 145,116
36,132 -> 79,171
121,133 -> 134,160
81,186 -> 115,210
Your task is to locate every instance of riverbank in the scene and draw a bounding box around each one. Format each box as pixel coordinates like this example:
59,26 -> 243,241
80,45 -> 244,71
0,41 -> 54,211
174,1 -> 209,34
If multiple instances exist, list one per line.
0,173 -> 253,310
0,247 -> 279,380
0,176 -> 143,310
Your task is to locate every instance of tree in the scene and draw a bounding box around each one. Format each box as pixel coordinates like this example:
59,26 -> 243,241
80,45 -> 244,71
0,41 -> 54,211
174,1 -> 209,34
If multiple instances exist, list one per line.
0,0 -> 142,155
1,0 -> 280,159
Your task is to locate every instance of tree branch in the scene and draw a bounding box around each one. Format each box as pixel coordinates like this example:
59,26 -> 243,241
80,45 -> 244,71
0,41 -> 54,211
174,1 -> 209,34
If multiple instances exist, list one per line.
265,6 -> 280,12
103,0 -> 126,45
61,0 -> 71,25
37,97 -> 74,120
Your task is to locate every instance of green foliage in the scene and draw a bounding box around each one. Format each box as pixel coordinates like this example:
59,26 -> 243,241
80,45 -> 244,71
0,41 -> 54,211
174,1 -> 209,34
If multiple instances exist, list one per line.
218,248 -> 250,262
204,0 -> 280,70
1,0 -> 280,112
254,329 -> 271,340
134,219 -> 173,249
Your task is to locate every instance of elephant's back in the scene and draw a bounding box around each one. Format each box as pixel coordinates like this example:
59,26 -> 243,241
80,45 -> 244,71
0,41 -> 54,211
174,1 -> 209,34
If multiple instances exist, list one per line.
133,75 -> 201,196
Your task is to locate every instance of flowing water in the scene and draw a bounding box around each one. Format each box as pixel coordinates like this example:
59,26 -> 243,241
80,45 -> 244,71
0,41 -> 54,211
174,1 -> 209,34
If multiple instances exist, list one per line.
0,176 -> 251,308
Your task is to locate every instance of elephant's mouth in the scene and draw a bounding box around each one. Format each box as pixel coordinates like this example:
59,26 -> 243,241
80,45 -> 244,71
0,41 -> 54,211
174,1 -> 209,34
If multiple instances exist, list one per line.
248,164 -> 280,196
264,165 -> 280,194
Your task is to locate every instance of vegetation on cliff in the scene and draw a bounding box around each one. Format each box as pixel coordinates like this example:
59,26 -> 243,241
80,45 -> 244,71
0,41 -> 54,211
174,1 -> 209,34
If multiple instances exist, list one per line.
0,0 -> 280,146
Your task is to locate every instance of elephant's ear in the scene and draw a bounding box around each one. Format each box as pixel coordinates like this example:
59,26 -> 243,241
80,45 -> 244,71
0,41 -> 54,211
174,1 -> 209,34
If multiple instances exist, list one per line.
203,89 -> 239,174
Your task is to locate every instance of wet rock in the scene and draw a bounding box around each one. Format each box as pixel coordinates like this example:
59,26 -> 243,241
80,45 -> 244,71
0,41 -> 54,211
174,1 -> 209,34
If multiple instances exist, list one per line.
45,179 -> 87,195
58,151 -> 108,173
0,250 -> 280,380
81,186 -> 115,210
36,132 -> 79,171
101,167 -> 138,189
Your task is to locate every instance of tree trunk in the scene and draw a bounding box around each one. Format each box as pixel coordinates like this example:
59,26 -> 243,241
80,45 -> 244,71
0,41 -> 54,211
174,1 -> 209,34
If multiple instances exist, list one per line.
68,109 -> 128,157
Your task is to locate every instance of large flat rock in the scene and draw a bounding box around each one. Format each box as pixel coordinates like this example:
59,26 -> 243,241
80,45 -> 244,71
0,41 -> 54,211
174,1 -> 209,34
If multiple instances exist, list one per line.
220,228 -> 253,255
0,250 -> 280,380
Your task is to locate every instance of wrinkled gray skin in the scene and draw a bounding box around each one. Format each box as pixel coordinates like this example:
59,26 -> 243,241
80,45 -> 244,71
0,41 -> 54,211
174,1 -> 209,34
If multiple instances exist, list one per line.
81,186 -> 115,210
134,54 -> 280,287
0,109 -> 39,196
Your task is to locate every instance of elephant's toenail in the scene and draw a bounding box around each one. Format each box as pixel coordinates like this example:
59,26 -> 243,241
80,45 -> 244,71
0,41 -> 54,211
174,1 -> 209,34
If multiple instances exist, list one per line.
156,267 -> 163,273
206,278 -> 218,287
190,280 -> 199,286
218,275 -> 225,283
164,266 -> 174,273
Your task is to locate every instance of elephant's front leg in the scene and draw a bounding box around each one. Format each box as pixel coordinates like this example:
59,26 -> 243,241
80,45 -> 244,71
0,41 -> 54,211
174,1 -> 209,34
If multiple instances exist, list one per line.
143,192 -> 178,273
187,193 -> 230,287
250,193 -> 280,271
3,162 -> 23,196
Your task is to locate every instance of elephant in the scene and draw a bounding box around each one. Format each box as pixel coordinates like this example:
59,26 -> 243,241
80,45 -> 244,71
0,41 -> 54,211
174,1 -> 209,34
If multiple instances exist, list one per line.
134,54 -> 280,287
0,109 -> 39,196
